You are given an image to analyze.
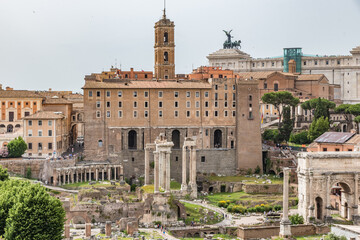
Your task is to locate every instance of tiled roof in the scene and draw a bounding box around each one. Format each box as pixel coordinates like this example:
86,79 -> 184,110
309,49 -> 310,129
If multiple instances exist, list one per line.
23,111 -> 64,120
236,71 -> 275,79
315,132 -> 355,144
345,134 -> 360,145
83,80 -> 212,89
0,90 -> 42,99
43,98 -> 72,104
297,74 -> 325,81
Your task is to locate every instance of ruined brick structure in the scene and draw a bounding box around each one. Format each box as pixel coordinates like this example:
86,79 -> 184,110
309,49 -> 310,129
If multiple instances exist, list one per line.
82,12 -> 262,181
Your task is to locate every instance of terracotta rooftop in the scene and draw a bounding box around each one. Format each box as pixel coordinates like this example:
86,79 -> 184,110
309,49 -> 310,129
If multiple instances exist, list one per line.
297,74 -> 325,81
83,80 -> 212,89
344,134 -> 360,145
0,90 -> 42,99
315,132 -> 355,144
23,111 -> 65,120
236,71 -> 275,79
43,97 -> 72,105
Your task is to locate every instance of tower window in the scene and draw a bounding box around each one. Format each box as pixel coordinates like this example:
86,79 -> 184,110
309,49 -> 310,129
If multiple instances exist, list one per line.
164,32 -> 169,43
164,52 -> 169,62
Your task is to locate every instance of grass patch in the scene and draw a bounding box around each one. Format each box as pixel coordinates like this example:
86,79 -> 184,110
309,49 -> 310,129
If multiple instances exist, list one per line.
170,181 -> 181,189
206,175 -> 283,184
60,181 -> 127,190
141,181 -> 181,193
183,202 -> 223,225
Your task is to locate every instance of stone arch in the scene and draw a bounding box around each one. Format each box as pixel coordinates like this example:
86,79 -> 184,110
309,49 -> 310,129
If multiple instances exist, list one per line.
343,124 -> 347,132
214,129 -> 222,148
315,196 -> 323,220
0,124 -> 5,128
194,232 -> 200,238
278,172 -> 284,178
7,124 -> 13,133
65,211 -> 92,238
172,130 -> 180,149
268,170 -> 276,175
330,181 -> 352,220
128,130 -> 137,150
15,124 -> 21,128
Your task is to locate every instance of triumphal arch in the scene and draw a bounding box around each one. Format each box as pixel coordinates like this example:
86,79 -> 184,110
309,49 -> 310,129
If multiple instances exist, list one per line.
298,152 -> 360,224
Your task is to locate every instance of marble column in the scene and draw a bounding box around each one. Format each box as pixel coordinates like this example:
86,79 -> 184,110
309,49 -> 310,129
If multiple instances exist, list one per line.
308,174 -> 314,222
162,152 -> 167,190
325,175 -> 332,222
95,168 -> 99,181
353,173 -> 360,223
114,167 -> 117,181
102,169 -> 105,181
108,167 -> 111,181
165,151 -> 171,192
181,146 -> 187,191
71,171 -> 74,183
159,152 -> 164,189
145,147 -> 150,185
84,169 -> 87,182
154,152 -> 160,193
190,146 -> 197,198
88,168 -> 92,181
80,170 -> 83,182
279,168 -> 291,238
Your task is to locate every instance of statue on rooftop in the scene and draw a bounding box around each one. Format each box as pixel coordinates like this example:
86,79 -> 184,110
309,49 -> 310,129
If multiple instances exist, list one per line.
223,30 -> 241,49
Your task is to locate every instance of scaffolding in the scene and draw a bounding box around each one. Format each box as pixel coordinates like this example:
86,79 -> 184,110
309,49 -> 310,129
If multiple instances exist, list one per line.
283,48 -> 302,73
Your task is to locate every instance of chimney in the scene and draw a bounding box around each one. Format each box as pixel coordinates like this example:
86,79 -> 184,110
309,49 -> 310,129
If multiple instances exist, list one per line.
288,59 -> 296,73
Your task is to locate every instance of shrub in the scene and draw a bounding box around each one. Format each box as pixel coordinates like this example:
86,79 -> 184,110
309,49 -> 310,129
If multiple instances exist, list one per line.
227,204 -> 246,214
263,129 -> 280,143
254,165 -> 261,174
0,166 -> 9,181
325,233 -> 347,240
289,131 -> 311,144
246,168 -> 253,175
218,200 -> 231,208
26,167 -> 32,179
7,137 -> 27,158
273,205 -> 282,211
289,214 -> 304,225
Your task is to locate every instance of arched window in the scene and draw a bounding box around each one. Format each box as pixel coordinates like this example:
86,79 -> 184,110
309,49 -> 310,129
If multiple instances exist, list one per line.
248,95 -> 252,101
214,129 -> 222,148
274,83 -> 279,92
172,130 -> 180,149
0,124 -> 5,128
164,52 -> 169,62
128,130 -> 137,149
7,124 -> 13,133
164,32 -> 168,43
98,140 -> 103,147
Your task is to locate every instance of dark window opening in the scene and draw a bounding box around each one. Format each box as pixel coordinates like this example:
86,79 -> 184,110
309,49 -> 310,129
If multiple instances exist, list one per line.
231,140 -> 234,149
164,32 -> 168,43
164,52 -> 169,62
274,83 -> 279,92
172,130 -> 180,149
128,130 -> 137,149
201,156 -> 205,162
214,129 -> 222,148
132,157 -> 135,162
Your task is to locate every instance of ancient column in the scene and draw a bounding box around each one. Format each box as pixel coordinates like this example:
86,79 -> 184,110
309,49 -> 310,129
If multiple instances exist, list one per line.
88,168 -> 91,181
64,224 -> 70,238
67,172 -> 70,184
114,167 -> 117,181
80,170 -> 83,182
154,151 -> 160,193
279,167 -> 291,238
145,146 -> 150,185
95,168 -> 99,181
102,169 -> 105,181
165,151 -> 171,192
105,221 -> 112,237
159,151 -> 164,189
181,146 -> 187,191
108,167 -> 111,181
190,146 -> 197,198
162,152 -> 167,190
84,169 -> 87,182
325,175 -> 332,222
353,173 -> 360,223
71,171 -> 74,183
85,223 -> 91,237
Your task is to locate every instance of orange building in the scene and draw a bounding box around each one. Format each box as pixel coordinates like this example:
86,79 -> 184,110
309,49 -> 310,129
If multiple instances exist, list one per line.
307,132 -> 360,152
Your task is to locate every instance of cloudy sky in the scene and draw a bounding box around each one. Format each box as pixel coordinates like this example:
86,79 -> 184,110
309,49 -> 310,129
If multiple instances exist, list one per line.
0,0 -> 360,92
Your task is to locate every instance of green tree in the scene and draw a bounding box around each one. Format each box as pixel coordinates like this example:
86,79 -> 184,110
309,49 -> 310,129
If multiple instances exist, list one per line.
346,104 -> 360,133
262,129 -> 280,144
289,131 -> 311,145
334,104 -> 353,129
308,116 -> 330,142
7,137 -> 27,158
301,97 -> 336,120
261,91 -> 300,127
3,183 -> 65,240
279,106 -> 293,142
0,166 -> 9,181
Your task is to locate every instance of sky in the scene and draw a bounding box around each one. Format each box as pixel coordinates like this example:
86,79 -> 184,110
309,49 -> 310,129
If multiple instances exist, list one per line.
0,0 -> 360,92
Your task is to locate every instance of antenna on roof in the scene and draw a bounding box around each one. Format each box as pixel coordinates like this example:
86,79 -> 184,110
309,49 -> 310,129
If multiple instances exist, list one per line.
163,0 -> 166,18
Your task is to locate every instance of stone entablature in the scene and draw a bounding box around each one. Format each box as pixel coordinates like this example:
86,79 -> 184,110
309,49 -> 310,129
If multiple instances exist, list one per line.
297,152 -> 360,224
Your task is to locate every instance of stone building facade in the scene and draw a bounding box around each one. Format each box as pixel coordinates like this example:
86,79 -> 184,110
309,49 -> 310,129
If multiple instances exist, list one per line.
83,13 -> 262,181
207,46 -> 360,103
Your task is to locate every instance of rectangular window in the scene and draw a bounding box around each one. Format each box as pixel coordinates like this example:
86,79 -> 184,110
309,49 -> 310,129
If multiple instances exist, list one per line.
196,111 -> 200,117
28,120 -> 32,126
38,130 -> 42,136
158,101 -> 163,108
205,92 -> 209,97
225,111 -> 228,117
205,111 -> 209,117
159,111 -> 163,117
96,111 -> 101,118
186,101 -> 190,108
144,110 -> 148,118
215,93 -> 218,100
174,111 -> 178,117
118,91 -> 122,97
225,93 -> 228,100
133,91 -> 137,97
106,111 -> 111,118
232,111 -> 236,117
174,91 -> 179,98
233,85 -> 235,90
201,156 -> 205,162
174,101 -> 178,108
232,101 -> 236,108
224,84 -> 228,90
96,101 -> 100,108
118,111 -> 122,118
28,143 -> 32,150
196,101 -> 200,108
186,91 -> 190,97
38,120 -> 42,126
96,91 -> 101,97
214,111 -> 218,117
134,102 -> 137,108
335,148 -> 340,151
106,91 -> 110,97
158,91 -> 163,98
48,143 -> 53,150
205,129 -> 209,136
215,101 -> 218,107
196,92 -> 200,98
266,105 -> 269,109
106,101 -> 110,108
28,130 -> 32,136
186,111 -> 190,117
215,85 -> 218,90
144,91 -> 149,97
232,93 -> 236,100
323,148 -> 327,152
89,91 -> 93,97
48,130 -> 52,136
133,111 -> 137,118
118,101 -> 122,108
48,120 -> 52,126
144,101 -> 148,108
38,143 -> 43,150
224,102 -> 228,107
205,101 -> 209,108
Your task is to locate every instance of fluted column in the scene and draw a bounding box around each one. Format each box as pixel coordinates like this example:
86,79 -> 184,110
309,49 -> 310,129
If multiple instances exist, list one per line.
308,174 -> 314,221
95,168 -> 99,181
145,147 -> 150,185
279,167 -> 291,238
108,167 -> 111,180
102,169 -> 105,181
154,152 -> 160,193
165,151 -> 171,192
181,146 -> 187,191
114,167 -> 117,181
190,146 -> 197,198
84,168 -> 87,182
325,175 -> 331,220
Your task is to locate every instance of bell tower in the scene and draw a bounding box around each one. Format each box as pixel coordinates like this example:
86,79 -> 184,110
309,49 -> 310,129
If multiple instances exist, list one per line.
154,6 -> 175,79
